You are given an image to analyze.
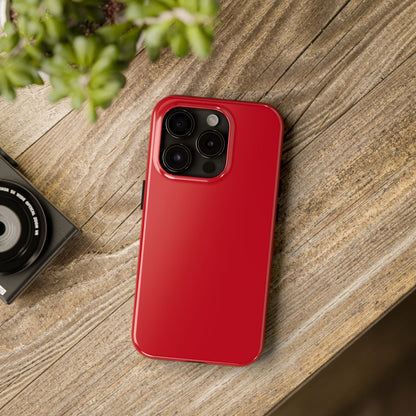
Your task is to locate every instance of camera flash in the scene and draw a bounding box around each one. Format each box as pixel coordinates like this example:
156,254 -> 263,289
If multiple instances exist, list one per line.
206,114 -> 219,127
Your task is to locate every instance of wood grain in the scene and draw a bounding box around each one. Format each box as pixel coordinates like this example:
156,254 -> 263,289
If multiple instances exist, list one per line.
1,0 -> 415,414
268,290 -> 416,416
0,84 -> 72,158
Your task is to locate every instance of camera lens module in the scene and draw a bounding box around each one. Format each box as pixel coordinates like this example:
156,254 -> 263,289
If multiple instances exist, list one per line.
196,130 -> 226,158
166,110 -> 195,137
0,180 -> 47,275
162,144 -> 192,173
160,106 -> 229,178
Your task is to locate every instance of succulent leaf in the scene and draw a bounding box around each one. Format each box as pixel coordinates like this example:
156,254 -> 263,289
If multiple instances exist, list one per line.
185,24 -> 211,58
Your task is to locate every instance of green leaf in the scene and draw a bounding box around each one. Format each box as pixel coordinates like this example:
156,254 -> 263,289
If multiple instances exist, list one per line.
158,0 -> 177,7
90,79 -> 122,106
0,71 -> 16,100
3,21 -> 17,37
6,67 -> 33,87
141,2 -> 170,17
145,21 -> 171,48
185,24 -> 211,58
87,103 -> 98,123
96,22 -> 132,43
45,0 -> 64,16
49,76 -> 70,98
24,44 -> 44,62
199,0 -> 219,16
146,44 -> 162,62
48,88 -> 68,102
169,32 -> 188,57
31,69 -> 44,85
91,45 -> 119,74
54,44 -> 77,65
71,90 -> 84,109
73,36 -> 98,68
125,2 -> 144,20
117,26 -> 142,62
178,0 -> 198,13
44,16 -> 65,42
0,23 -> 19,53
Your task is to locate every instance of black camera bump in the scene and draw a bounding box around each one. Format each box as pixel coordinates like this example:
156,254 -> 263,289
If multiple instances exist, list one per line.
159,107 -> 230,178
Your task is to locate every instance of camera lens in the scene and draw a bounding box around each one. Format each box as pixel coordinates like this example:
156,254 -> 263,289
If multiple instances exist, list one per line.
0,221 -> 5,236
0,206 -> 22,253
162,144 -> 192,173
166,110 -> 195,137
0,180 -> 47,275
196,130 -> 226,158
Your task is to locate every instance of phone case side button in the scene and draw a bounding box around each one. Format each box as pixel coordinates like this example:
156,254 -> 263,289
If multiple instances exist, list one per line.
140,180 -> 146,210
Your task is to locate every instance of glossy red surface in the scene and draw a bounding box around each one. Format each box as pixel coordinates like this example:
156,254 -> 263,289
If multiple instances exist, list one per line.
132,96 -> 284,366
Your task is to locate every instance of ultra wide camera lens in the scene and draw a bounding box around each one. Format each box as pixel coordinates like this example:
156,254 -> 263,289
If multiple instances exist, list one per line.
166,110 -> 195,137
162,144 -> 192,173
196,130 -> 226,158
0,180 -> 47,275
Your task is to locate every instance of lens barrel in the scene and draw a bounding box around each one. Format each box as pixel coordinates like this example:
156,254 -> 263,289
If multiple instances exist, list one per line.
166,110 -> 195,137
196,130 -> 226,158
0,180 -> 47,275
162,144 -> 192,173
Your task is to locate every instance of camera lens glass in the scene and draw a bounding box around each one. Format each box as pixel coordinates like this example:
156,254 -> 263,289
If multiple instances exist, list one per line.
0,221 -> 5,236
0,206 -> 22,253
166,110 -> 195,137
196,130 -> 226,158
0,180 -> 47,275
162,144 -> 192,173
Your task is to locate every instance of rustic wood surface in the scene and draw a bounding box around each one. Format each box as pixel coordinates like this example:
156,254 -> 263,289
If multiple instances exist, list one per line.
0,0 -> 415,415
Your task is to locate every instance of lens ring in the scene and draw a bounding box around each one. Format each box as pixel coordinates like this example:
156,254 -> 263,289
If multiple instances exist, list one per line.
162,144 -> 192,173
196,130 -> 226,158
0,206 -> 22,252
165,109 -> 195,138
0,180 -> 47,275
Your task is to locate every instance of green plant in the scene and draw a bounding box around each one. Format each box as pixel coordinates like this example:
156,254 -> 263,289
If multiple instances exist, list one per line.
0,0 -> 219,120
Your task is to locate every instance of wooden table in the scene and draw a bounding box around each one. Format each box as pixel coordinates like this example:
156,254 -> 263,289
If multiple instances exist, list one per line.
1,1 -> 415,415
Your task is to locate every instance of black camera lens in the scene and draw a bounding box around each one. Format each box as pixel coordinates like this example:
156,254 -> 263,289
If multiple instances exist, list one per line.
196,130 -> 226,158
0,180 -> 47,275
162,144 -> 192,173
166,110 -> 195,137
0,206 -> 22,253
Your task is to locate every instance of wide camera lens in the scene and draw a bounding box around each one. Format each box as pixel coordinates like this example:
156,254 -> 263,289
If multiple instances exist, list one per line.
162,144 -> 192,173
196,130 -> 226,158
0,180 -> 47,275
166,110 -> 195,137
0,206 -> 22,253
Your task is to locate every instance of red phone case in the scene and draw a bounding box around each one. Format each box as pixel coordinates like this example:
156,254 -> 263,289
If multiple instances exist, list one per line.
132,96 -> 284,366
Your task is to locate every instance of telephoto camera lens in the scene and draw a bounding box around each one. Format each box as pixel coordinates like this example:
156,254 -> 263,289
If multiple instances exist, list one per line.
196,130 -> 226,158
166,110 -> 195,137
0,180 -> 47,275
162,144 -> 192,173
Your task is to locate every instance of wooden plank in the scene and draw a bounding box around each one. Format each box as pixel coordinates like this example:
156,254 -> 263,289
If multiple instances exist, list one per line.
0,85 -> 72,158
0,0 -> 415,414
275,0 -> 416,163
268,291 -> 416,416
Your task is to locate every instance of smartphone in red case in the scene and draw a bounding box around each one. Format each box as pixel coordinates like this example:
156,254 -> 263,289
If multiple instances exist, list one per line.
132,96 -> 283,366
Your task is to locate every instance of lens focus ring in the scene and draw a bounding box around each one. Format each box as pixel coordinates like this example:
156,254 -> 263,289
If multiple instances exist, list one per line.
196,130 -> 226,158
0,206 -> 22,253
166,110 -> 195,138
162,144 -> 192,173
0,180 -> 47,275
